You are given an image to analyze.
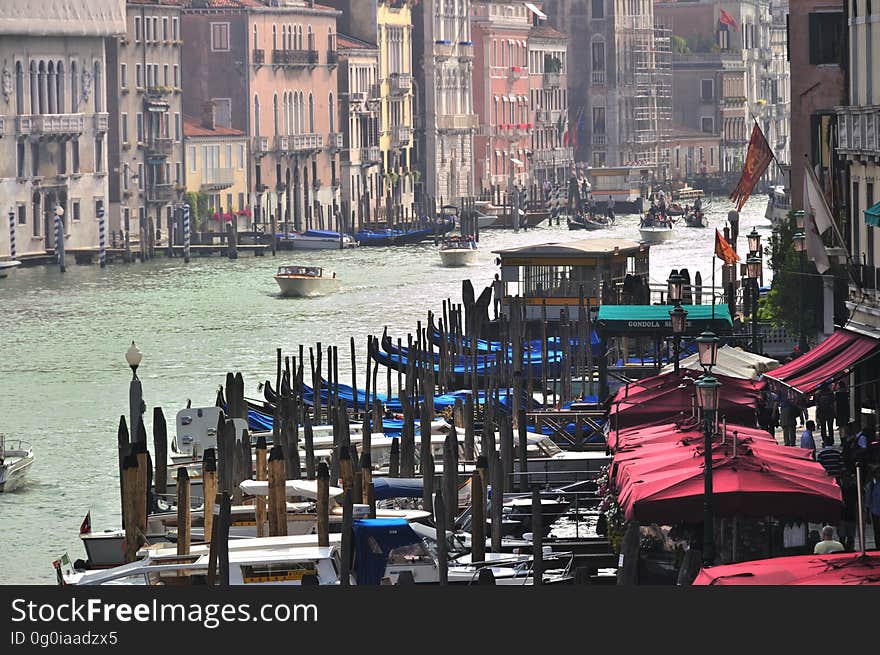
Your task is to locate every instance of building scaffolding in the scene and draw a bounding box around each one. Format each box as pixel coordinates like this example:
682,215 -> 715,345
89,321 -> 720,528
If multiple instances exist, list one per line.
620,15 -> 672,180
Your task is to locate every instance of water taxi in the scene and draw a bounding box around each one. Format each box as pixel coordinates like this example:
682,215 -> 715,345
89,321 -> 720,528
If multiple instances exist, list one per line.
274,265 -> 340,297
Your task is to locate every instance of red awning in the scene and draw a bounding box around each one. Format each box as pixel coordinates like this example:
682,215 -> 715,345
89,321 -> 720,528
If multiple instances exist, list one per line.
764,329 -> 880,395
693,552 -> 880,585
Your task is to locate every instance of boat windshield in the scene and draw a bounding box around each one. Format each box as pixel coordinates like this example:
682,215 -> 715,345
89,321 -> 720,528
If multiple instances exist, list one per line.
278,266 -> 322,277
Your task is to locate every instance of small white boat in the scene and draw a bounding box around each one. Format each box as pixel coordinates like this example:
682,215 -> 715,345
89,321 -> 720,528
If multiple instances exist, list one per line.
0,437 -> 34,492
439,235 -> 478,267
765,185 -> 791,230
0,258 -> 21,278
638,226 -> 674,243
283,230 -> 357,250
274,265 -> 340,297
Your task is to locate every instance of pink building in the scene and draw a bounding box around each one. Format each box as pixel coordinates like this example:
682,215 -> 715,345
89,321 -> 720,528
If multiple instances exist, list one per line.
182,0 -> 341,233
471,1 -> 534,194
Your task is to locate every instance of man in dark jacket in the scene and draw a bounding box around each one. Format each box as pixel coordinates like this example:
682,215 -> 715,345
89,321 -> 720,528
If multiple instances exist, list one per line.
835,380 -> 851,441
815,381 -> 836,446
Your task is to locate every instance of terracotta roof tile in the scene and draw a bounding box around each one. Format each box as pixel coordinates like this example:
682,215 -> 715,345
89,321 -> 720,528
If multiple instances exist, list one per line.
529,25 -> 566,40
337,33 -> 377,50
183,115 -> 245,137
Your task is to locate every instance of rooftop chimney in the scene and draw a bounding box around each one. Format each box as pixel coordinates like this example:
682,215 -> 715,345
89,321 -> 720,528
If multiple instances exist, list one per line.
201,100 -> 215,131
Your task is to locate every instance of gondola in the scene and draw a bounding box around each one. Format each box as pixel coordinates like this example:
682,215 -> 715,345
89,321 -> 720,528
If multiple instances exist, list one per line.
355,219 -> 455,246
683,210 -> 708,228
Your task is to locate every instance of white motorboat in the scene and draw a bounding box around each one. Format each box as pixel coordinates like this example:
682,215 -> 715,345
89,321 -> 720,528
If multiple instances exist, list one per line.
765,185 -> 791,230
0,258 -> 21,278
439,235 -> 478,267
638,225 -> 674,243
274,265 -> 340,297
283,230 -> 357,250
0,437 -> 34,492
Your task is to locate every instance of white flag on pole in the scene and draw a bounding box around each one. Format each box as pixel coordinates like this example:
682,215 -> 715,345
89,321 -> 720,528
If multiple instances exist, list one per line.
803,172 -> 831,273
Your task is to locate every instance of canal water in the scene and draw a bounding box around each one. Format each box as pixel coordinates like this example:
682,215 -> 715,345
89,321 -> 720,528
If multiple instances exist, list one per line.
0,194 -> 772,583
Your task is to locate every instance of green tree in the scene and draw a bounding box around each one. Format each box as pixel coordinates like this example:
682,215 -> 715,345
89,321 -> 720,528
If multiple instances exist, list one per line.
672,35 -> 690,54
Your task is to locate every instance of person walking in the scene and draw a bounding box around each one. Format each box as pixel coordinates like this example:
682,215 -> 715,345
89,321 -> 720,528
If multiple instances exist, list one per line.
800,420 -> 817,459
835,380 -> 851,442
779,396 -> 797,447
864,467 -> 880,548
815,381 -> 836,446
492,273 -> 503,320
816,443 -> 845,478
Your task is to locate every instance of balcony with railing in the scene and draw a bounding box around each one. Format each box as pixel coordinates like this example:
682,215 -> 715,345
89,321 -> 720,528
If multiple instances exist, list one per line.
286,133 -> 323,152
272,49 -> 319,66
16,113 -> 85,138
389,73 -> 412,95
253,136 -> 271,154
143,136 -> 173,157
253,48 -> 265,64
838,107 -> 880,156
458,43 -> 474,60
360,145 -> 381,164
349,91 -> 366,104
592,134 -> 606,146
201,167 -> 235,191
436,113 -> 479,131
591,71 -> 606,86
533,146 -> 573,165
146,182 -> 174,203
434,42 -> 456,59
391,125 -> 412,147
544,72 -> 561,88
328,132 -> 343,150
508,66 -> 526,81
327,50 -> 338,67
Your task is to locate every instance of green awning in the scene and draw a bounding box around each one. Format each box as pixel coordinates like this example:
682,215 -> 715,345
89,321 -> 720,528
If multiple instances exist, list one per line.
596,304 -> 734,336
865,201 -> 880,227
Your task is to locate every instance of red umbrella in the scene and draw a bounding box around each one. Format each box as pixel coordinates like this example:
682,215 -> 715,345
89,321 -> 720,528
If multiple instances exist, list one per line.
693,552 -> 880,585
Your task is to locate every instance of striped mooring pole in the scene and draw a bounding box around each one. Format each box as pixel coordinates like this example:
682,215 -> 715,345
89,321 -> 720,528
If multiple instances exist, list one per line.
98,204 -> 106,268
54,209 -> 66,273
8,209 -> 15,260
183,203 -> 191,264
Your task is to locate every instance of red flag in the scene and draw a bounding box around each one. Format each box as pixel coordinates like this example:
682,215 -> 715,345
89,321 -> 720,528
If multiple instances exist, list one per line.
729,122 -> 774,211
719,8 -> 739,31
715,229 -> 740,265
79,511 -> 91,535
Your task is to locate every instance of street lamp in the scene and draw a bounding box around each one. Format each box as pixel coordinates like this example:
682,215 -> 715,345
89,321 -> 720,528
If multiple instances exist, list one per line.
667,271 -> 685,304
794,209 -> 805,231
793,231 -> 808,353
695,372 -> 722,567
747,227 -> 761,255
696,330 -> 719,371
746,255 -> 762,354
126,341 -> 145,442
669,303 -> 688,374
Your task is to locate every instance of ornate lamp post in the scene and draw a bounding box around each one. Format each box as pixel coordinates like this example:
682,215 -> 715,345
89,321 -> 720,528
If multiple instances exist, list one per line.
126,341 -> 145,441
746,254 -> 762,353
669,304 -> 688,374
667,271 -> 684,304
694,329 -> 720,566
793,230 -> 808,352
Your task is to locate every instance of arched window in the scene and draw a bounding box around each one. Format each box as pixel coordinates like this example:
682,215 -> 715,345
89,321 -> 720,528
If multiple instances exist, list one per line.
15,61 -> 24,114
93,61 -> 103,112
298,91 -> 304,133
29,61 -> 37,114
307,26 -> 313,51
283,92 -> 289,135
273,93 -> 279,135
70,61 -> 78,112
47,61 -> 56,114
252,24 -> 257,49
328,92 -> 334,133
308,92 -> 314,133
37,61 -> 46,114
254,94 -> 261,136
56,61 -> 64,113
272,25 -> 277,52
327,26 -> 334,52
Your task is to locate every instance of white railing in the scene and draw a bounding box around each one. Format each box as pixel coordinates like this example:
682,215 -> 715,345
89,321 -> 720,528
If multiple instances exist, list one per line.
389,73 -> 412,94
201,167 -> 235,188
359,146 -> 381,163
436,114 -> 479,131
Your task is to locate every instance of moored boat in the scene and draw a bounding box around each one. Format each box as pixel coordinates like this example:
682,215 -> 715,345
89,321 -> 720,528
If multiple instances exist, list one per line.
638,225 -> 674,243
279,229 -> 357,250
683,210 -> 708,228
765,185 -> 791,230
0,437 -> 34,492
274,265 -> 340,297
438,235 -> 478,267
0,258 -> 21,279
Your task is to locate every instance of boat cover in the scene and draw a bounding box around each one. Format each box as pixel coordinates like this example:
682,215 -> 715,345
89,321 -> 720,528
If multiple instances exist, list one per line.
352,518 -> 423,585
371,477 -> 424,500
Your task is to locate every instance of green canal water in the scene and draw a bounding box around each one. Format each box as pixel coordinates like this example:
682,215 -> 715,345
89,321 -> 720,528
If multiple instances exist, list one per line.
0,195 -> 771,583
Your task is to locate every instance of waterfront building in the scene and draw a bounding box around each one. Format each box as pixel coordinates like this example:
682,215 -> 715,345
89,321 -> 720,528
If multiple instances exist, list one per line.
655,1 -> 791,181
543,0 -> 672,180
183,105 -> 249,235
471,1 -> 534,194
838,0 -> 880,342
0,1 -> 125,258
325,0 -> 416,221
667,126 -> 722,182
528,20 -> 572,186
412,0 -> 477,206
336,34 -> 381,230
182,0 -> 341,234
107,0 -> 185,252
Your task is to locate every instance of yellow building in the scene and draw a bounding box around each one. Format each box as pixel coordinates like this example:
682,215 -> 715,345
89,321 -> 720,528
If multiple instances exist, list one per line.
183,106 -> 249,234
377,0 -> 415,217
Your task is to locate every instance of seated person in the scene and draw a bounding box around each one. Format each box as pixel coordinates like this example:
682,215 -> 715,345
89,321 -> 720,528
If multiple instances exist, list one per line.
813,525 -> 845,554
